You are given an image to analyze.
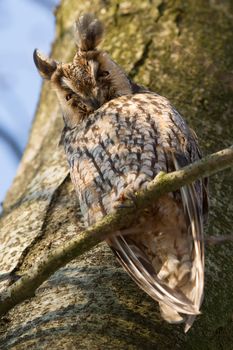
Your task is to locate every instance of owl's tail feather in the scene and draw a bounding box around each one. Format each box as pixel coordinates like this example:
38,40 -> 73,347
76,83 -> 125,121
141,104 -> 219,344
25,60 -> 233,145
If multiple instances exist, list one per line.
107,154 -> 204,332
107,235 -> 199,317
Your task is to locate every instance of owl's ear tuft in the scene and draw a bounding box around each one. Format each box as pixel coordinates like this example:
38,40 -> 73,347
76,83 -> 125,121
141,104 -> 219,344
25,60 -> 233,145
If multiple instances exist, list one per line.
75,14 -> 104,51
33,49 -> 57,80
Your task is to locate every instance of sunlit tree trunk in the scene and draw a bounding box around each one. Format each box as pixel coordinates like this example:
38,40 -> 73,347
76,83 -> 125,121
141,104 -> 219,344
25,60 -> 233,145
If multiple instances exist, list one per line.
0,1 -> 232,348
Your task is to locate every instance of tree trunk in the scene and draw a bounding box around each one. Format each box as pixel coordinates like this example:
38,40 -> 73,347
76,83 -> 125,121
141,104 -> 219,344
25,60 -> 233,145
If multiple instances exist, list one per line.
0,0 -> 232,349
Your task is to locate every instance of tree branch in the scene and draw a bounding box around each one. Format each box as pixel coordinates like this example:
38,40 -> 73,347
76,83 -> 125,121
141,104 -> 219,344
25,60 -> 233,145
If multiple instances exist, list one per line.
0,146 -> 232,317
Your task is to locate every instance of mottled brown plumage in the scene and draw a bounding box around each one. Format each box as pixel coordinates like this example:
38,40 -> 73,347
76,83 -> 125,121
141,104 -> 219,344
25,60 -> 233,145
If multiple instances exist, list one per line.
33,14 -> 208,331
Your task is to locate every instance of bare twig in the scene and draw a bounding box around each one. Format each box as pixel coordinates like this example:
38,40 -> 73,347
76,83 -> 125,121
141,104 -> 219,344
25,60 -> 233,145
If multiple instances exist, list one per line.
205,234 -> 233,245
0,146 -> 232,317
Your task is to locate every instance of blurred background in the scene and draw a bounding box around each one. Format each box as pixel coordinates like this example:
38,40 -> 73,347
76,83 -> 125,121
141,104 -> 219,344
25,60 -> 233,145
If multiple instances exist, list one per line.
0,0 -> 59,204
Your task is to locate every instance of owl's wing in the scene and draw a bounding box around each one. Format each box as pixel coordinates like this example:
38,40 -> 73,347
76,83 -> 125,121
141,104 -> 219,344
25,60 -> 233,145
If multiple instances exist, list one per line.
107,150 -> 205,330
172,153 -> 204,332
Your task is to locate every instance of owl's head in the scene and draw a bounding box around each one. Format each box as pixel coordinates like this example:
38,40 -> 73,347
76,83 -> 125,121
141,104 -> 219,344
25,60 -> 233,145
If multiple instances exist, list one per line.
33,14 -> 133,128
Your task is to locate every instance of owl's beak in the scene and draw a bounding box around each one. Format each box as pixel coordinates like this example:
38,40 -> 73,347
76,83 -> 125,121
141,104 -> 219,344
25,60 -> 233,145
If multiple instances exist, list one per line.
88,98 -> 100,110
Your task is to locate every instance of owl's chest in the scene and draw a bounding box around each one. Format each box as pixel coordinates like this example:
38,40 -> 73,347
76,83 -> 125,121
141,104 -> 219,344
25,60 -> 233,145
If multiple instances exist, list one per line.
68,112 -> 163,184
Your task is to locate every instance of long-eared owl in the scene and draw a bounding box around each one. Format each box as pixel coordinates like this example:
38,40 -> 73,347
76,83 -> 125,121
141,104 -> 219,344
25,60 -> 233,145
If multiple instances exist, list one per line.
34,14 -> 208,332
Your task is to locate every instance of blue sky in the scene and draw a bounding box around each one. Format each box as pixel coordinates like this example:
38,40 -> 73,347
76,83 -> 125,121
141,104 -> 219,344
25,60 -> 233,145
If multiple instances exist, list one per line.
0,0 -> 59,203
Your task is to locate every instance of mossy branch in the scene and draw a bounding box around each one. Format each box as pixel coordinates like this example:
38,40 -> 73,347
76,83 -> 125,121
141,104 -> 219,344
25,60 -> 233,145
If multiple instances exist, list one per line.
0,146 -> 232,317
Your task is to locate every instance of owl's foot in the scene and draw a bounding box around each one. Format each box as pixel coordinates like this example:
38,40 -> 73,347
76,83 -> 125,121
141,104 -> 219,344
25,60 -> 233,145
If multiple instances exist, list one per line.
114,188 -> 137,209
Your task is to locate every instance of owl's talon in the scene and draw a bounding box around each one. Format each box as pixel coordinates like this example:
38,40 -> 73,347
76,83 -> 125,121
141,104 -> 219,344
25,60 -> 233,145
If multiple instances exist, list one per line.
125,192 -> 137,204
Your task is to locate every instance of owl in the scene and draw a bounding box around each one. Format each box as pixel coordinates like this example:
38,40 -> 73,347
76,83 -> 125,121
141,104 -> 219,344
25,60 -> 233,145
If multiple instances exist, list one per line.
34,14 -> 208,332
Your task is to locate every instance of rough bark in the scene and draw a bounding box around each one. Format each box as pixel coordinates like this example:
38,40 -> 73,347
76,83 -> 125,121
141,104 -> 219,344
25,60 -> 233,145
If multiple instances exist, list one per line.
0,1 -> 233,349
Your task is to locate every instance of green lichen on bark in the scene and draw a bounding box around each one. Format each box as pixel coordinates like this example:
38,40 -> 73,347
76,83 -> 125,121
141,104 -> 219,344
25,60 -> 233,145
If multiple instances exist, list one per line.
0,0 -> 232,349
